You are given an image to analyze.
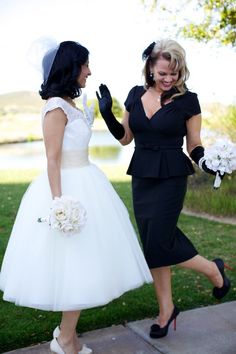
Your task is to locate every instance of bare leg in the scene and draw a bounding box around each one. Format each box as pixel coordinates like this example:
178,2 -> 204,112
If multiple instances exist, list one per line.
179,255 -> 223,288
150,255 -> 223,328
151,266 -> 174,327
57,311 -> 81,354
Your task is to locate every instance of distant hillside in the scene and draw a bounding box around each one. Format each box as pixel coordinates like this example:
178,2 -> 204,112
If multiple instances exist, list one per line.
0,91 -> 43,143
0,91 -> 43,114
0,91 -> 107,144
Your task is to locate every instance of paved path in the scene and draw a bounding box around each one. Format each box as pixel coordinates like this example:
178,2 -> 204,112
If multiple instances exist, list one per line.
4,301 -> 236,354
182,208 -> 236,226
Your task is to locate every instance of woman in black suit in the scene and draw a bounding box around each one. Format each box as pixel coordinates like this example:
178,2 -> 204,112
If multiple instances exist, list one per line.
96,39 -> 231,338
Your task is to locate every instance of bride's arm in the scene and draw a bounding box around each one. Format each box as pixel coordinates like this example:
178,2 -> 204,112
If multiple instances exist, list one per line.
43,108 -> 67,198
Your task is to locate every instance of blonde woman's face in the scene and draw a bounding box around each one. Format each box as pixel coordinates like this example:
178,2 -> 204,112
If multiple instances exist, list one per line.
77,60 -> 91,88
151,58 -> 179,92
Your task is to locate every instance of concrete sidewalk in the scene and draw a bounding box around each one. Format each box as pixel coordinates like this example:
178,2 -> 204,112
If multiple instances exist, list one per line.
4,301 -> 236,354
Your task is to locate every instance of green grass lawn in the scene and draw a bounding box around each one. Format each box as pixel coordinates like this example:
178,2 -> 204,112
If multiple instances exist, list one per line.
185,169 -> 236,217
0,167 -> 236,352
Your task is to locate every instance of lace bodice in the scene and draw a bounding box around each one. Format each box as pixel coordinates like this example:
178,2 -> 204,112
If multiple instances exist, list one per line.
42,97 -> 92,152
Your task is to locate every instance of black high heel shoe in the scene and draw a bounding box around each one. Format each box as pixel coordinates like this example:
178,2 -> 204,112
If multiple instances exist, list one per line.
212,258 -> 232,300
150,305 -> 180,339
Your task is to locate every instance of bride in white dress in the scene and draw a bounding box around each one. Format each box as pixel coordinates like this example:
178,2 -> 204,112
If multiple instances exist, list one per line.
0,41 -> 152,354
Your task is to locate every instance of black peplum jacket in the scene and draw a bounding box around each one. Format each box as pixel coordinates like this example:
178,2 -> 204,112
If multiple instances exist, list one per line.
124,86 -> 201,179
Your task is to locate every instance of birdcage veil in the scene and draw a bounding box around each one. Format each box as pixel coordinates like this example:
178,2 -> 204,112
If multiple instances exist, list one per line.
27,36 -> 59,83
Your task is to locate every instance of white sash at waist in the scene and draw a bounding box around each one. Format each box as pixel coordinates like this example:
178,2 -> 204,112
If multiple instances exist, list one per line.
61,149 -> 90,169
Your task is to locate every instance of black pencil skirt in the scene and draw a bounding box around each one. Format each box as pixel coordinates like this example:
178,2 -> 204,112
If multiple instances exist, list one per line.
132,175 -> 198,269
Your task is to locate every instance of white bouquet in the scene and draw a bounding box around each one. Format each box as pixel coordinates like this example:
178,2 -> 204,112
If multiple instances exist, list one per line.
204,139 -> 236,189
38,195 -> 87,234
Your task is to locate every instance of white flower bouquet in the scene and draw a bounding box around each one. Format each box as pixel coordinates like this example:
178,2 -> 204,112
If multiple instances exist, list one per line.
204,139 -> 236,189
38,195 -> 87,234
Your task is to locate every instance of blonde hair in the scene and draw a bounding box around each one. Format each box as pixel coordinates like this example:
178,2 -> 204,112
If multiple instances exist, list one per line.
143,39 -> 190,99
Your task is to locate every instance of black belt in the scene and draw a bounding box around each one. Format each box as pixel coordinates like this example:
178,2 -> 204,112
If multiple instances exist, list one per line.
135,144 -> 182,151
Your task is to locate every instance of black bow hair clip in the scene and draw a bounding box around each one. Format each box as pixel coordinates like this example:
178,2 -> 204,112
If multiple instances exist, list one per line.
142,41 -> 156,60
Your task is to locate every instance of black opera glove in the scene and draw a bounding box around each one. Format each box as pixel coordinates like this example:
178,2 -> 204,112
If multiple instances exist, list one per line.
96,84 -> 125,140
190,146 -> 217,175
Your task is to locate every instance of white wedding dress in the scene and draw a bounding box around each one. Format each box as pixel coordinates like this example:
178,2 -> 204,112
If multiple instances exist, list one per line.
0,97 -> 152,311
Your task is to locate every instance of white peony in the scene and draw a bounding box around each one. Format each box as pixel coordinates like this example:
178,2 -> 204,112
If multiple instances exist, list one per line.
204,138 -> 236,188
38,195 -> 87,235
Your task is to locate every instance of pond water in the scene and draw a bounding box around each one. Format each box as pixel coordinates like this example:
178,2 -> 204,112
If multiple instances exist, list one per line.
0,131 -> 134,170
0,128 -> 221,170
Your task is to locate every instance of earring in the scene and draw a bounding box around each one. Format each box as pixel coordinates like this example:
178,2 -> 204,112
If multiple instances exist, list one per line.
149,72 -> 155,82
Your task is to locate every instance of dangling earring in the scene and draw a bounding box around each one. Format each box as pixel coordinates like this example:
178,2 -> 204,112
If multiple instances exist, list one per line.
150,72 -> 155,82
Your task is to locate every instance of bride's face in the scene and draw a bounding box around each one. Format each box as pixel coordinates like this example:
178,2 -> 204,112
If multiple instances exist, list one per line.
77,60 -> 91,88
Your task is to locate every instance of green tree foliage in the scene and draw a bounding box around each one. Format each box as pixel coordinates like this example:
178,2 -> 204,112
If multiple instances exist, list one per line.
181,0 -> 236,47
141,0 -> 236,47
92,97 -> 123,119
112,97 -> 124,118
201,103 -> 236,141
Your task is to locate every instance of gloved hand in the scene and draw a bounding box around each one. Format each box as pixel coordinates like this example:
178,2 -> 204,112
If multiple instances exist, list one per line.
190,146 -> 216,175
190,145 -> 225,186
96,84 -> 125,140
190,146 -> 216,176
96,83 -> 113,116
191,145 -> 226,189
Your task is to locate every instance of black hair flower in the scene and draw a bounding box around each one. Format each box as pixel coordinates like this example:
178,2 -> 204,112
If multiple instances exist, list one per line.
142,41 -> 156,60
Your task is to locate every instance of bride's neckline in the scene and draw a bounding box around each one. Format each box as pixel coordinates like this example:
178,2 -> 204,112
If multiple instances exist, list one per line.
60,97 -> 91,127
62,97 -> 78,110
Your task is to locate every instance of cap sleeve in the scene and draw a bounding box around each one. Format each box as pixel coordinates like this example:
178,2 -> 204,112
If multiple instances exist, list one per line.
42,97 -> 69,121
124,85 -> 145,112
183,92 -> 201,120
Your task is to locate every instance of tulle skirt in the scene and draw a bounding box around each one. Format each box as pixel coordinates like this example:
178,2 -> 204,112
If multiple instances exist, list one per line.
0,163 -> 152,311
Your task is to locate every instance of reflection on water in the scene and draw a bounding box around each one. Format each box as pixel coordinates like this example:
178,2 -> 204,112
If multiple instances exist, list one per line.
0,131 -> 134,170
90,145 -> 121,159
